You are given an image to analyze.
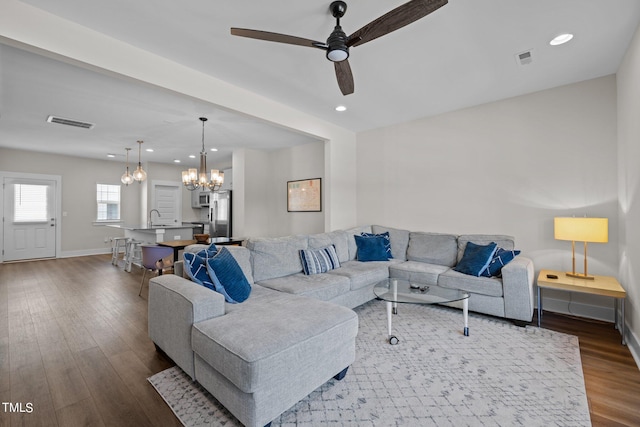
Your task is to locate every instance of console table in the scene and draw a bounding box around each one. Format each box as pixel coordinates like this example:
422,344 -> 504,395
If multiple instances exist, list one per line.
537,269 -> 626,345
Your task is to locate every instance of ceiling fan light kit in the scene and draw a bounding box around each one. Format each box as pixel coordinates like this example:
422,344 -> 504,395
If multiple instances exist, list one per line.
230,0 -> 448,96
326,1 -> 349,62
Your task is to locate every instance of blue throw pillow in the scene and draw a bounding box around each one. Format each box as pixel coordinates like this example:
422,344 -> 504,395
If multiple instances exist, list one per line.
354,234 -> 389,262
206,247 -> 251,303
196,242 -> 218,259
299,245 -> 341,275
481,248 -> 521,277
183,252 -> 215,291
454,241 -> 498,277
361,231 -> 393,259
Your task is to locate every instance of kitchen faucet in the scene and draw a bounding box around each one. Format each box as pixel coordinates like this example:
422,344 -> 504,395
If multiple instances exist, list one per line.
148,209 -> 161,228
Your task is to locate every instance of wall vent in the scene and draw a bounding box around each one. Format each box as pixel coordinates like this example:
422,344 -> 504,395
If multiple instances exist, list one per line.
515,49 -> 533,66
46,115 -> 95,129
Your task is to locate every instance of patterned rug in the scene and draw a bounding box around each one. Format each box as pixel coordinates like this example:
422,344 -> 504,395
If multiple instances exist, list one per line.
148,300 -> 591,426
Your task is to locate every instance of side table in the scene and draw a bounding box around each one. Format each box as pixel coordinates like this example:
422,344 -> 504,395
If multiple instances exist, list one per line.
537,269 -> 627,345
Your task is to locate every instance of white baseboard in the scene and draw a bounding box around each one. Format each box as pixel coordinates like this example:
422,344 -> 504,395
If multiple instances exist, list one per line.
625,327 -> 640,370
59,248 -> 111,258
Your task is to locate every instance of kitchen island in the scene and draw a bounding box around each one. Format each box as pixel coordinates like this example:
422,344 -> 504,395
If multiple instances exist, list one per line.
107,224 -> 195,243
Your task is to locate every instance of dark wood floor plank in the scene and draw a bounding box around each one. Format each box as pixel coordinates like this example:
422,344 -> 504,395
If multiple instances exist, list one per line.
109,350 -> 181,426
74,346 -> 153,427
0,336 -> 9,395
10,363 -> 57,427
54,311 -> 98,354
0,388 -> 10,427
55,398 -> 105,427
37,336 -> 91,411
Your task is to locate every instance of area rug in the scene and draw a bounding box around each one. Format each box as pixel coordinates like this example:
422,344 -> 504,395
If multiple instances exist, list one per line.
148,300 -> 591,426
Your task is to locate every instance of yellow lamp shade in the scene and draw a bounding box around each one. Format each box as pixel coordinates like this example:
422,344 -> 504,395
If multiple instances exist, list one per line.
554,217 -> 608,243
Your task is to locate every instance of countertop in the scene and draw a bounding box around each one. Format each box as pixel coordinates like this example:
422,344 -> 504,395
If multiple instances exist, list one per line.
106,224 -> 197,231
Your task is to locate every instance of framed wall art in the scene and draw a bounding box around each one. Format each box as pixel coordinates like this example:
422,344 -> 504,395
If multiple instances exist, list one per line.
287,178 -> 321,212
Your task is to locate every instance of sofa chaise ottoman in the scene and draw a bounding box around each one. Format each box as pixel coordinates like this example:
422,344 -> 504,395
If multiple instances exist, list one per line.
149,246 -> 358,427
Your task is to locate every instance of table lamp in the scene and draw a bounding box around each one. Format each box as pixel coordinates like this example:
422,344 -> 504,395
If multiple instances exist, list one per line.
554,217 -> 608,280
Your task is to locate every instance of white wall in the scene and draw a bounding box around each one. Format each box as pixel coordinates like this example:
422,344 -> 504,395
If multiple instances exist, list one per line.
357,76 -> 619,320
617,23 -> 640,359
269,142 -> 325,237
232,141 -> 325,238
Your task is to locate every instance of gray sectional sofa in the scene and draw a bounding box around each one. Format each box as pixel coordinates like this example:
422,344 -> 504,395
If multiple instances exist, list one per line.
148,224 -> 535,427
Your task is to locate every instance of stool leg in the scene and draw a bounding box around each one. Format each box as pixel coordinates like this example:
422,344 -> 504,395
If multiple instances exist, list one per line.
111,238 -> 118,265
124,241 -> 133,272
139,269 -> 148,296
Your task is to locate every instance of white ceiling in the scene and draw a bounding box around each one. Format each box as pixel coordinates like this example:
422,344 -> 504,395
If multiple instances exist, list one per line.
1,0 -> 640,165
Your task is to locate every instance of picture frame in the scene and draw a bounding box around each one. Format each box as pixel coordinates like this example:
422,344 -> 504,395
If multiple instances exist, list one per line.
287,178 -> 322,212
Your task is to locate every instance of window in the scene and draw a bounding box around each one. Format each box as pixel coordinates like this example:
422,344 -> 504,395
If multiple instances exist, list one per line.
96,184 -> 121,222
14,184 -> 48,222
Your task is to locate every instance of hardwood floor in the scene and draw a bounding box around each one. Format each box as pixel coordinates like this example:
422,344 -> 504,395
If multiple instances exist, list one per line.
1,255 -> 639,426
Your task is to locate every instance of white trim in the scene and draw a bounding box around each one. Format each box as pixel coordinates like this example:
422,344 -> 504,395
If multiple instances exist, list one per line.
0,171 -> 62,263
59,248 -> 112,258
93,220 -> 123,226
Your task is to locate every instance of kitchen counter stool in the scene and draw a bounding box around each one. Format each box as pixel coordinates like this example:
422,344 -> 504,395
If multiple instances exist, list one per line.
124,239 -> 143,272
110,237 -> 129,266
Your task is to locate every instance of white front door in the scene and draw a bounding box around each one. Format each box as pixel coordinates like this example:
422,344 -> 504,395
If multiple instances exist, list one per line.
3,177 -> 57,261
152,182 -> 182,226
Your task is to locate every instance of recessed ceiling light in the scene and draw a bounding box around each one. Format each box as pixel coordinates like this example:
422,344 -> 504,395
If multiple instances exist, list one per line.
189,154 -> 196,159
550,33 -> 573,46
173,159 -> 181,163
107,154 -> 115,158
146,148 -> 154,152
335,105 -> 347,112
210,148 -> 218,152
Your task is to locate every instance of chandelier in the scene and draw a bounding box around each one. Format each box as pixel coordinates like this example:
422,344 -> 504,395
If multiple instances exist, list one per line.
132,140 -> 147,183
182,117 -> 224,191
120,147 -> 134,186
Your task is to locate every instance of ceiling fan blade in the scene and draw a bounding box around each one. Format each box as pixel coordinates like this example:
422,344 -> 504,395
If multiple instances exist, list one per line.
346,0 -> 447,48
231,28 -> 327,50
335,60 -> 354,96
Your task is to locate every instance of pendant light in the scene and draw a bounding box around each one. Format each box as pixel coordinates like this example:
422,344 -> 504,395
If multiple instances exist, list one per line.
182,117 -> 224,191
121,147 -> 134,186
133,140 -> 147,183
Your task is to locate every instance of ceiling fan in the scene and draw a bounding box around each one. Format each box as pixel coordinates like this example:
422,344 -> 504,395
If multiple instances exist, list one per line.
230,0 -> 448,96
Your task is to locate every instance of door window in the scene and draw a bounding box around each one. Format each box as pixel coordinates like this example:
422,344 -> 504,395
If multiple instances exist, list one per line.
14,184 -> 48,222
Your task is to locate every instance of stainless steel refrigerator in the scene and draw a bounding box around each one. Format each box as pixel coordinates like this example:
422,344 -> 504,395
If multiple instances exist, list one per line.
208,190 -> 232,238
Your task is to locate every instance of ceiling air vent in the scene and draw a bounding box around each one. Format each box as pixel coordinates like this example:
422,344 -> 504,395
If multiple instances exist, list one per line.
515,49 -> 533,66
46,115 -> 95,129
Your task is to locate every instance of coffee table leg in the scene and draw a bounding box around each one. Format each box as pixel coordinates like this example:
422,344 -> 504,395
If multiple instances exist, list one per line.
463,298 -> 469,337
386,301 -> 399,345
386,301 -> 392,336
